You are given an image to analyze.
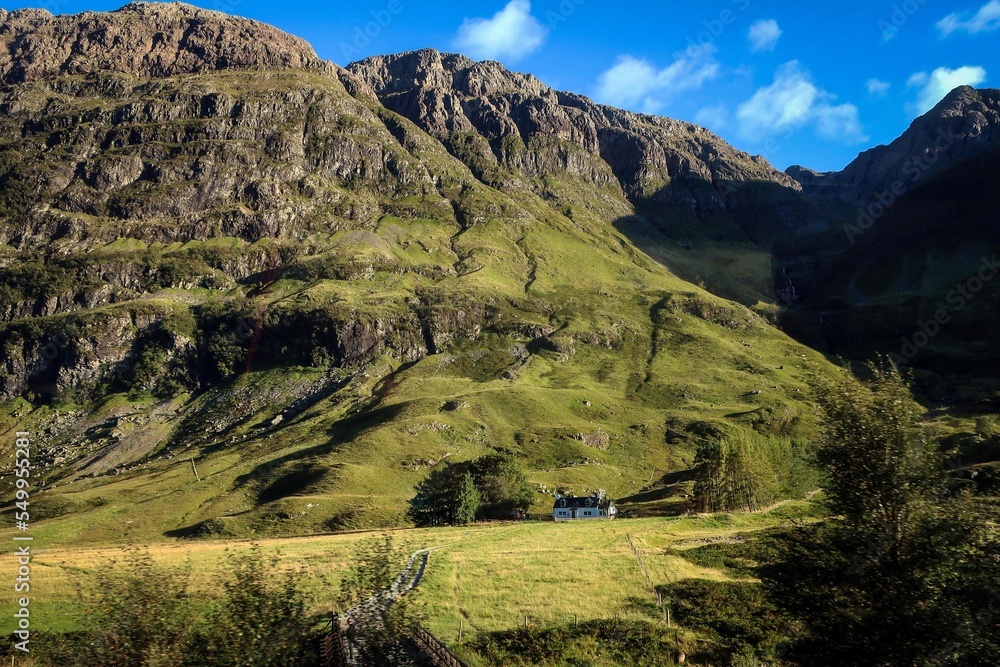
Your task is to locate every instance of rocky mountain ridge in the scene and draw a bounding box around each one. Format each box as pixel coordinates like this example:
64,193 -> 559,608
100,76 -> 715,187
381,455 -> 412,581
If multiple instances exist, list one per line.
0,2 -> 334,83
787,85 -> 1000,204
347,49 -> 800,199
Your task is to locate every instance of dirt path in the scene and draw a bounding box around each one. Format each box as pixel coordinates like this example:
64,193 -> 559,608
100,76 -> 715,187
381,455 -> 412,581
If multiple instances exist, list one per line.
344,548 -> 436,666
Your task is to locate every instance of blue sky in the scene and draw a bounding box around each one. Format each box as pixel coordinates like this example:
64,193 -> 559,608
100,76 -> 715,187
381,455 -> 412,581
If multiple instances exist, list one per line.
10,0 -> 999,171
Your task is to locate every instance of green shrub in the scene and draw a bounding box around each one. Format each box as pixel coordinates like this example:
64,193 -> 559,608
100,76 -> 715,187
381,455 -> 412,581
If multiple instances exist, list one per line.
189,546 -> 316,667
17,546 -> 318,667
81,548 -> 192,667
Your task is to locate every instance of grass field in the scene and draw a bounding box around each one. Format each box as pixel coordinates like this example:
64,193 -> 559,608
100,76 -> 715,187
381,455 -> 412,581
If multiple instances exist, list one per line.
0,500 -> 820,662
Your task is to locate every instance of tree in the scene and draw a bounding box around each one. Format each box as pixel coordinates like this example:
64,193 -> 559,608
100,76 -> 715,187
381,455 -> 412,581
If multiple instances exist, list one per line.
763,362 -> 1000,666
693,429 -> 779,512
409,464 -> 472,526
410,454 -> 531,525
470,452 -> 533,518
452,471 -> 481,524
28,546 -> 319,667
81,548 -> 191,667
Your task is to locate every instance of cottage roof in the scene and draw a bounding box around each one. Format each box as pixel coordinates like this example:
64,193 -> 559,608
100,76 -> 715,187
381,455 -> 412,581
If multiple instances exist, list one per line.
553,496 -> 608,509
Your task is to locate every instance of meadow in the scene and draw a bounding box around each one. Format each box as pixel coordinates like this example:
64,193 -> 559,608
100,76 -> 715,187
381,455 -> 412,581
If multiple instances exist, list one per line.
0,501 -> 820,664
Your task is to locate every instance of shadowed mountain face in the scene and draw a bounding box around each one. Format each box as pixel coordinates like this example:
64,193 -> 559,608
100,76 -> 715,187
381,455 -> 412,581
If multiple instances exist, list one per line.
0,3 -> 841,538
782,143 -> 1000,399
777,87 -> 1000,399
787,86 -> 1000,206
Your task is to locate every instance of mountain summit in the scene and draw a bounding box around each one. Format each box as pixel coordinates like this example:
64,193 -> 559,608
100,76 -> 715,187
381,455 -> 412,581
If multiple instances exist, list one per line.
348,48 -> 800,199
787,85 -> 1000,204
0,2 -> 333,83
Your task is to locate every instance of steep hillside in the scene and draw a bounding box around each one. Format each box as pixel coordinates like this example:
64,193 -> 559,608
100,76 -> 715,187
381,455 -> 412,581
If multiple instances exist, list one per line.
347,49 -> 847,306
774,86 -> 1000,399
782,144 -> 1000,400
0,3 -> 843,544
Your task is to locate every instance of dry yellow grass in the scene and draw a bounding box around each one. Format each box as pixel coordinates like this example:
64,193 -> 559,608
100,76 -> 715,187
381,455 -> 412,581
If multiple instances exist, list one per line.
1,507 -> 813,638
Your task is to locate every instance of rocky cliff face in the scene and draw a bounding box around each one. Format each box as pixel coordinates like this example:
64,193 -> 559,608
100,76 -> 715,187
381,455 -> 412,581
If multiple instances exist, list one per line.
787,86 -> 1000,203
0,2 -> 334,83
348,49 -> 800,200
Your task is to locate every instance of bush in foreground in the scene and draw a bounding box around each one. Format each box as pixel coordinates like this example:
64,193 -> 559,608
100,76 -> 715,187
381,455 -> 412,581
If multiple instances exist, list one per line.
473,618 -> 680,667
15,545 -> 318,667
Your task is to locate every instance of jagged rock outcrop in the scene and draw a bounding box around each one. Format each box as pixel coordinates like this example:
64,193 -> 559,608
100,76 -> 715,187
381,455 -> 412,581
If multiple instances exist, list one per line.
787,86 -> 1000,203
0,2 -> 335,83
347,49 -> 800,199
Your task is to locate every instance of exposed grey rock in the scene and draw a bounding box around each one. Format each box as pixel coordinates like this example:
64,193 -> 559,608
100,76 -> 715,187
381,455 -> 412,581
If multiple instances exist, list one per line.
0,2 -> 336,83
347,49 -> 801,198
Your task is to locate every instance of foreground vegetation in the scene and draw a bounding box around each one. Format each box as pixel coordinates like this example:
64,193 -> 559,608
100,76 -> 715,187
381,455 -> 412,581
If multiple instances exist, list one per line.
1,509 -> 818,662
3,546 -> 317,666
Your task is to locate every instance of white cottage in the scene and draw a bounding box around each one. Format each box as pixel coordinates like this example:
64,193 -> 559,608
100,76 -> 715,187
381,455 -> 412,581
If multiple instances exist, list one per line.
552,494 -> 617,521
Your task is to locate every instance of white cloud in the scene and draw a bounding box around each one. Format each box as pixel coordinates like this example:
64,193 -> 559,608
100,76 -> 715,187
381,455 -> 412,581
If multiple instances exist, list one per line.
937,0 -> 1000,35
748,19 -> 782,52
736,61 -> 868,144
454,0 -> 548,62
907,65 -> 987,114
594,49 -> 720,114
866,78 -> 891,96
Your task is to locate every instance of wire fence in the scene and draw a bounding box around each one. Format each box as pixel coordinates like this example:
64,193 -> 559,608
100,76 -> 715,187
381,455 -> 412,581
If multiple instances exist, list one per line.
626,533 -> 672,626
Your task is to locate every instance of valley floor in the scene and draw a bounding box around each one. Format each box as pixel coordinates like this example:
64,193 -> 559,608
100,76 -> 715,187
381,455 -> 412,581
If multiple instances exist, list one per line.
1,501 -> 819,663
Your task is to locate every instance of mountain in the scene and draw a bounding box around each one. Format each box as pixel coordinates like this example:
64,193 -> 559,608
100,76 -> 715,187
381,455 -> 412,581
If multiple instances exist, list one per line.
773,86 -> 1000,399
787,86 -> 1000,205
781,141 -> 1000,399
0,3 -> 839,542
347,49 -> 838,306
0,2 -> 333,82
346,49 -> 799,197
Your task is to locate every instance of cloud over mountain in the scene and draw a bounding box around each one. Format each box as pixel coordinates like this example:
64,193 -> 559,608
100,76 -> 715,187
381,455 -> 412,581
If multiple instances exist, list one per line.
737,61 -> 867,144
454,0 -> 548,62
